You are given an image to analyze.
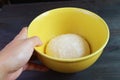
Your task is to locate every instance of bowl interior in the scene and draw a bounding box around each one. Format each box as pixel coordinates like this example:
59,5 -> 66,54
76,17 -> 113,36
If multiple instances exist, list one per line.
28,8 -> 109,60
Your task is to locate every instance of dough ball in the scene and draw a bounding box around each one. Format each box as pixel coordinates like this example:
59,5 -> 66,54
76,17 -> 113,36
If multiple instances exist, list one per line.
46,34 -> 90,59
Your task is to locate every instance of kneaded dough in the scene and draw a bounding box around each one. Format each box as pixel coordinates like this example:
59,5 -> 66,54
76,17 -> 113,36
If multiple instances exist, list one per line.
46,34 -> 90,59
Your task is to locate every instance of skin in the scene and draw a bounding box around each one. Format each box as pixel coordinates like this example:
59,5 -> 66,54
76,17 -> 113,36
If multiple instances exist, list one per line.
0,27 -> 48,80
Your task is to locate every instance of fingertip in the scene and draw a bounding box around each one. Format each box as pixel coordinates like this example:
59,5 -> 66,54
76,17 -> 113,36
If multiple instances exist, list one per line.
27,36 -> 42,47
23,27 -> 28,31
21,27 -> 28,33
32,36 -> 42,46
14,27 -> 28,40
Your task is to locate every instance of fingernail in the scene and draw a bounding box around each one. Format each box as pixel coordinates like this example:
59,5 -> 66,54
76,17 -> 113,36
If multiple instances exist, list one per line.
35,37 -> 43,46
36,41 -> 42,47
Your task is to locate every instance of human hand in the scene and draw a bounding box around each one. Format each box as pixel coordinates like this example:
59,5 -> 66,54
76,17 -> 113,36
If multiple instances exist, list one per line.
0,27 -> 48,80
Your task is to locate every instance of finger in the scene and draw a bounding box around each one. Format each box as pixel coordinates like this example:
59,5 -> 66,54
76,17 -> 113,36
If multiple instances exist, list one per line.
25,36 -> 42,47
14,27 -> 28,40
23,62 -> 49,72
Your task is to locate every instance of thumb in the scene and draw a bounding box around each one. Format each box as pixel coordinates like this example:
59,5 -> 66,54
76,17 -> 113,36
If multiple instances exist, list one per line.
14,27 -> 28,40
25,36 -> 42,47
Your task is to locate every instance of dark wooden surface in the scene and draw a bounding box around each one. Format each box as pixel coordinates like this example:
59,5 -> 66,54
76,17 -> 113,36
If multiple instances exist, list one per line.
0,1 -> 120,80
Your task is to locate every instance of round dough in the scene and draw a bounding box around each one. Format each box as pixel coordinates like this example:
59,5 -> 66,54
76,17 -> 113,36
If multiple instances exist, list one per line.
46,34 -> 90,59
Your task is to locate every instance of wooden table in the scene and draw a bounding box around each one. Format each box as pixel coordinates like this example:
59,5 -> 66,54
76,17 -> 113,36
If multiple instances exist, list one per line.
0,1 -> 120,80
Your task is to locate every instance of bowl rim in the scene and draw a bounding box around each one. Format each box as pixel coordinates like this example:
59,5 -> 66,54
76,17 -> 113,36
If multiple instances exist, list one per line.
29,7 -> 110,62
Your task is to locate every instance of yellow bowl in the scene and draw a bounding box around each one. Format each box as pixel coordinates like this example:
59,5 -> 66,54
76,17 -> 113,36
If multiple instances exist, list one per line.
28,7 -> 110,73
